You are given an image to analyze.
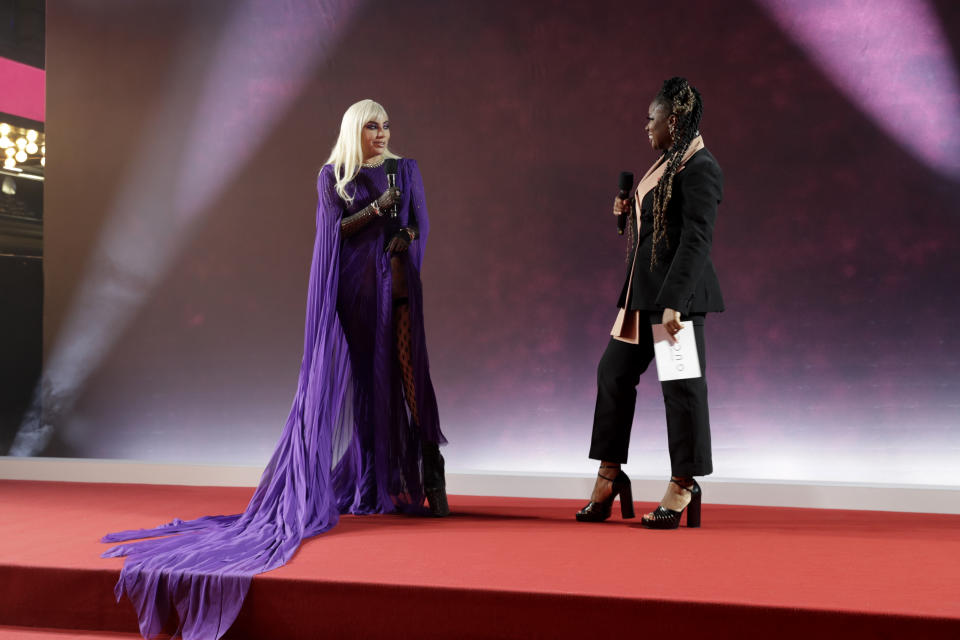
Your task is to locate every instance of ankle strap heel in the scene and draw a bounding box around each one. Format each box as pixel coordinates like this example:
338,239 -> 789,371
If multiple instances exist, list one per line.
575,468 -> 635,523
640,479 -> 702,530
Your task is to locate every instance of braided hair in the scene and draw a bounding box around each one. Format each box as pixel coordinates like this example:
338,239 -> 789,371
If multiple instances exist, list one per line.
650,77 -> 703,269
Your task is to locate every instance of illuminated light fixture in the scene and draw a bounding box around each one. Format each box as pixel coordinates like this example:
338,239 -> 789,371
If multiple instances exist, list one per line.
0,123 -> 46,174
40,157 -> 45,166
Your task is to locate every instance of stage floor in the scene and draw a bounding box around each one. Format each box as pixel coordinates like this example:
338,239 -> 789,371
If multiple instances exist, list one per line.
1,480 -> 958,639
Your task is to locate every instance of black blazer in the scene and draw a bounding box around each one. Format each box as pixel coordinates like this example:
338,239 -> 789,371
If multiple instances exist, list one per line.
617,148 -> 725,314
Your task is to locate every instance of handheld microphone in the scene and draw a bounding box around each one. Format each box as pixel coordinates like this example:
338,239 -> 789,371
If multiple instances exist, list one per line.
384,158 -> 399,219
617,171 -> 634,235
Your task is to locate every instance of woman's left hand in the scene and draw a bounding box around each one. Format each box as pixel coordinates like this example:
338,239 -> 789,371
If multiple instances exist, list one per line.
662,308 -> 683,337
385,228 -> 413,253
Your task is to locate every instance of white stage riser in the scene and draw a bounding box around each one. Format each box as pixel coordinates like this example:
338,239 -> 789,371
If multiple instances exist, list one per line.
1,457 -> 957,514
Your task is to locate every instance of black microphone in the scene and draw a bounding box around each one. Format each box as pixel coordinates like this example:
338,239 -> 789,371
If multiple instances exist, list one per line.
384,158 -> 399,218
616,171 -> 634,235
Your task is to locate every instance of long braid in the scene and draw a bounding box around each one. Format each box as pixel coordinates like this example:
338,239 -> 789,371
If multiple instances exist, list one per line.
650,77 -> 703,269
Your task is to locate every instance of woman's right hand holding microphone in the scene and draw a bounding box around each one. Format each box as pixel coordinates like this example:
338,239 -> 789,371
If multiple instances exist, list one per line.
613,196 -> 630,217
375,186 -> 401,213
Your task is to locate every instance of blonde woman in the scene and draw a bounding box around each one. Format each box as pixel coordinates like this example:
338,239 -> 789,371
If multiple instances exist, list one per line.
324,98 -> 448,518
102,99 -> 448,640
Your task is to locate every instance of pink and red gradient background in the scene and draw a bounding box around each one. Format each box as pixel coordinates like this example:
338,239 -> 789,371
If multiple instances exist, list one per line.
36,1 -> 960,484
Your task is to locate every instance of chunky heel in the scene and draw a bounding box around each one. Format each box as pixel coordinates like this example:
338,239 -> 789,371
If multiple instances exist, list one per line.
640,479 -> 702,530
619,481 -> 635,519
576,467 -> 634,522
685,488 -> 701,528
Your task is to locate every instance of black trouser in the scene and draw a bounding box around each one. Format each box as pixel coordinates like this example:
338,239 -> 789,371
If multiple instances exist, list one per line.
589,313 -> 713,477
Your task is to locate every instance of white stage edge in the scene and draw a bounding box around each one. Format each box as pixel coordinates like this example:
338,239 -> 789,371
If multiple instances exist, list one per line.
2,456 -> 958,514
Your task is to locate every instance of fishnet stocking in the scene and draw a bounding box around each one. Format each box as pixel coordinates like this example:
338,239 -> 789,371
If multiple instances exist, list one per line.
390,254 -> 419,426
393,300 -> 419,426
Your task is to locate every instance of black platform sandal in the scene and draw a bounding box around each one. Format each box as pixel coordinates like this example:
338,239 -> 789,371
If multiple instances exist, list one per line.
575,465 -> 635,522
639,478 -> 701,529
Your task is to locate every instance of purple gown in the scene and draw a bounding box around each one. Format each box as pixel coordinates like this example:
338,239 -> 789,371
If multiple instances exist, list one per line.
102,158 -> 446,640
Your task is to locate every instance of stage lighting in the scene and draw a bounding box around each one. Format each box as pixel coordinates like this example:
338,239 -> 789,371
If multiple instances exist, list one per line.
40,157 -> 44,166
0,123 -> 10,135
759,0 -> 960,178
11,0 -> 364,460
0,124 -> 46,173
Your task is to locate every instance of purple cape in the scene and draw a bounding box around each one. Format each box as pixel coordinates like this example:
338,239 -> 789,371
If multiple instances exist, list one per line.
102,158 -> 445,639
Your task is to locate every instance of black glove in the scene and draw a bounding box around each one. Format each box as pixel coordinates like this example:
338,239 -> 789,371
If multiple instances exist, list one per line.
385,227 -> 415,253
340,186 -> 401,238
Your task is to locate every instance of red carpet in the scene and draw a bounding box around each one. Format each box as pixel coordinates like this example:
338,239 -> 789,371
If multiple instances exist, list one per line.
0,479 -> 958,639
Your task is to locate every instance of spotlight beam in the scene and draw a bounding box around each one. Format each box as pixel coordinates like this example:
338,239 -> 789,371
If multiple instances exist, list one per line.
12,0 -> 364,456
758,0 -> 960,179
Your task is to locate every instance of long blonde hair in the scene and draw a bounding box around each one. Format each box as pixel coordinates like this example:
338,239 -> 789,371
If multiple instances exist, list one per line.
325,99 -> 400,204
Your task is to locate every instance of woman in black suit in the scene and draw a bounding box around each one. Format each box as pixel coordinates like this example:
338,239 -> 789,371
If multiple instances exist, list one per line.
576,77 -> 724,529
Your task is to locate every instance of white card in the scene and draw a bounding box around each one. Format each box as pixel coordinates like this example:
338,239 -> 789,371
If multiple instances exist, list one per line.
652,322 -> 701,381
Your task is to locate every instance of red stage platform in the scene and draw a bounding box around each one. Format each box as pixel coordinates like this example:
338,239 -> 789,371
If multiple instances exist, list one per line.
0,480 -> 958,639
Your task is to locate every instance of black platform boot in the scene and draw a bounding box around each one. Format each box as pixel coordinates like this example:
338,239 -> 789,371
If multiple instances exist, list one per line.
421,441 -> 450,517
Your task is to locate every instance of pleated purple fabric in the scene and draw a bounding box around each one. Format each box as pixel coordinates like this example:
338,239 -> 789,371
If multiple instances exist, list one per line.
102,158 -> 445,640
